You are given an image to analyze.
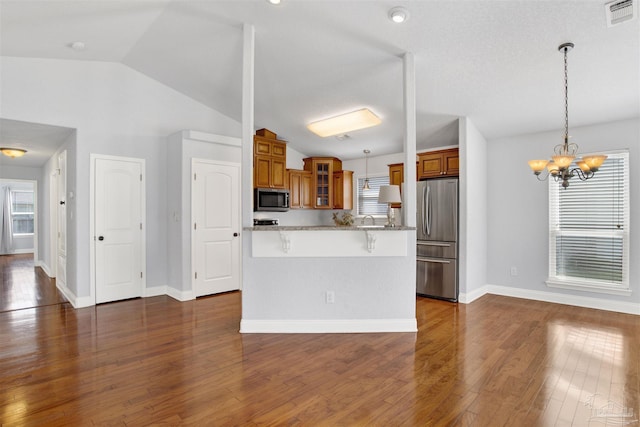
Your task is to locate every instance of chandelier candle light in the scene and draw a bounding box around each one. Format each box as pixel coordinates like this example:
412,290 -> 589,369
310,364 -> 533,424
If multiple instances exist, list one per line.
527,42 -> 607,188
362,149 -> 371,191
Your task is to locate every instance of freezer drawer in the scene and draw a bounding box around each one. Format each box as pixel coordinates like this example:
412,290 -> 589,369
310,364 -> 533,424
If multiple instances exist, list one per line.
417,240 -> 457,259
416,256 -> 458,302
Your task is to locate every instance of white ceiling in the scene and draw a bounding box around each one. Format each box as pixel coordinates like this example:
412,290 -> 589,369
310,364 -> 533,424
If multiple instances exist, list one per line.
0,0 -> 638,161
0,118 -> 74,167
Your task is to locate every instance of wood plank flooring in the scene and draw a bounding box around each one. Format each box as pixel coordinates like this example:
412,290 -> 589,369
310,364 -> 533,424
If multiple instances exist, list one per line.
0,254 -> 68,312
0,291 -> 638,426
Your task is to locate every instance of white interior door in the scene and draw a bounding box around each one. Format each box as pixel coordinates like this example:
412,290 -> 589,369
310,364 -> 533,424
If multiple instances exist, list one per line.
192,160 -> 240,297
94,156 -> 144,303
56,151 -> 67,287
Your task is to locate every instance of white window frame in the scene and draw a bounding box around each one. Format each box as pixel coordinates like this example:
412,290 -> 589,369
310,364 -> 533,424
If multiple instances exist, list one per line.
356,174 -> 389,218
10,190 -> 35,236
546,151 -> 630,296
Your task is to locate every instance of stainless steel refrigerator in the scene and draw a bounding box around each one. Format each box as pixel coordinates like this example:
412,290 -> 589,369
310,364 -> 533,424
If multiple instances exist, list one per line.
416,178 -> 459,302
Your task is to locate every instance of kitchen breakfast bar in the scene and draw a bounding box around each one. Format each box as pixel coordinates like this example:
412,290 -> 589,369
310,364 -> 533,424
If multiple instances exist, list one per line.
240,226 -> 417,334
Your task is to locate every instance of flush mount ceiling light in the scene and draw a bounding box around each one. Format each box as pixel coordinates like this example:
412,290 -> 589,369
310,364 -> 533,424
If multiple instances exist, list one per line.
0,148 -> 27,158
388,6 -> 410,23
527,42 -> 607,188
267,0 -> 281,4
307,108 -> 381,137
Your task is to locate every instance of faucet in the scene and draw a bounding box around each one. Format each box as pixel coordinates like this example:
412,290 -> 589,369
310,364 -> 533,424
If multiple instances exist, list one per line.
361,215 -> 375,226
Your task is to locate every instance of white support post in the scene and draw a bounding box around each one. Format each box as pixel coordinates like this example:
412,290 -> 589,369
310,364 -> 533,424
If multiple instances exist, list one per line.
242,24 -> 255,228
402,52 -> 417,227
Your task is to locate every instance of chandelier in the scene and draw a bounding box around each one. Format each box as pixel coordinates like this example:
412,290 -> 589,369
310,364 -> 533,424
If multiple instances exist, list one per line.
527,42 -> 607,188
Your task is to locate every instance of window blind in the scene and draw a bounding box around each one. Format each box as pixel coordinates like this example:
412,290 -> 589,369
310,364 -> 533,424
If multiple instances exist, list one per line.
10,191 -> 35,234
357,176 -> 389,216
548,152 -> 629,287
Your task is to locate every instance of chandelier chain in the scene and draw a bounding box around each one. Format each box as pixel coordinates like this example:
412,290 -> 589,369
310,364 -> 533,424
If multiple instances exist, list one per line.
564,46 -> 569,142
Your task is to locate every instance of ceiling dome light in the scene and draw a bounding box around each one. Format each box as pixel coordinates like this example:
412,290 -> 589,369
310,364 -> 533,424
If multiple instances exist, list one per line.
69,41 -> 86,51
0,148 -> 27,158
267,0 -> 281,4
389,7 -> 409,23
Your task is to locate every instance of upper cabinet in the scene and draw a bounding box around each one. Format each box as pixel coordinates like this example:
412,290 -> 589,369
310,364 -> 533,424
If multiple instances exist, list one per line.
288,169 -> 313,209
253,129 -> 287,189
388,163 -> 404,209
417,148 -> 459,179
303,157 -> 342,209
333,170 -> 353,210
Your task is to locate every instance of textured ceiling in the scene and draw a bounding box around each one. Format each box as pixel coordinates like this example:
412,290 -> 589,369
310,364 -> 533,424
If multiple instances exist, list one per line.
1,0 -> 638,160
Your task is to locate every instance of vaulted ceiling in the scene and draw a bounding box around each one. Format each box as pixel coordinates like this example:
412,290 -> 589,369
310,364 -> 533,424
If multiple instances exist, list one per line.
1,0 -> 638,161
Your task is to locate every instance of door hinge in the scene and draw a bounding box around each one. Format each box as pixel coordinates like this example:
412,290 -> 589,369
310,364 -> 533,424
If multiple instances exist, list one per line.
140,223 -> 143,230
194,173 -> 196,181
140,174 -> 142,181
194,223 -> 197,230
195,272 -> 198,279
140,272 -> 143,279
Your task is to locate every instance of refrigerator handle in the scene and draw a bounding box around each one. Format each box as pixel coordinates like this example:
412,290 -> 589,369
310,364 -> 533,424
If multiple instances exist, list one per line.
422,185 -> 427,235
426,184 -> 431,236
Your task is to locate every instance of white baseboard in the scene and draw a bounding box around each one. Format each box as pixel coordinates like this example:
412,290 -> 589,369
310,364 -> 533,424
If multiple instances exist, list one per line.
239,318 -> 418,334
483,284 -> 639,315
166,286 -> 195,302
459,285 -> 489,304
55,282 -> 94,308
35,260 -> 54,278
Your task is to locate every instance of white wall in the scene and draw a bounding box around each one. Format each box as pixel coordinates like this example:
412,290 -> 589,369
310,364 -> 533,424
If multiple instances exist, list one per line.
1,56 -> 241,305
458,118 -> 488,300
486,118 -> 640,308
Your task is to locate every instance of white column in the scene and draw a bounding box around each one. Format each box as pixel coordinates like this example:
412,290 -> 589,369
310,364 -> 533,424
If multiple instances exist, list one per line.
402,52 -> 417,227
242,24 -> 255,228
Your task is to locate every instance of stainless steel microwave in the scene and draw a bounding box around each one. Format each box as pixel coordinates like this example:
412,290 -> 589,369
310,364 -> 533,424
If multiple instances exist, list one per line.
254,188 -> 289,212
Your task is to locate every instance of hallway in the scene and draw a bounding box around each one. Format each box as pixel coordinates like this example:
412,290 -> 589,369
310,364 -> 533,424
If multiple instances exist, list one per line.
0,254 -> 68,312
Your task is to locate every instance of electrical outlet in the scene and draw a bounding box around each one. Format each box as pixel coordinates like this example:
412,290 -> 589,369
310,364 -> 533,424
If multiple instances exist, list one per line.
326,290 -> 335,304
510,267 -> 518,277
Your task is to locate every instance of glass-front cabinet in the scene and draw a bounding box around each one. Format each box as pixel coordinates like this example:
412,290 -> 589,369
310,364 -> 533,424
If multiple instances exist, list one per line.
303,157 -> 342,209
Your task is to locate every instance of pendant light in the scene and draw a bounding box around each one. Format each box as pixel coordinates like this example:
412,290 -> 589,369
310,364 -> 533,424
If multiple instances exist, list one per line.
527,42 -> 607,188
362,149 -> 371,190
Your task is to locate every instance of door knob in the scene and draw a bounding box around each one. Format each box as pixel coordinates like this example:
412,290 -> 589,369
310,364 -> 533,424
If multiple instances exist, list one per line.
233,232 -> 239,237
60,201 -> 65,205
98,236 -> 104,241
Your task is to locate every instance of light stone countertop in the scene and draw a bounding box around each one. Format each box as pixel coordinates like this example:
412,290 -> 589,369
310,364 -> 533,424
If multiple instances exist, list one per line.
244,225 -> 416,231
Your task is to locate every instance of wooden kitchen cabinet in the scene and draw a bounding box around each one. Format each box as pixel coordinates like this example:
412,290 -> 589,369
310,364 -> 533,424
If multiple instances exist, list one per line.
303,157 -> 346,209
253,129 -> 287,189
288,169 -> 313,209
388,163 -> 404,209
417,148 -> 459,179
333,170 -> 353,210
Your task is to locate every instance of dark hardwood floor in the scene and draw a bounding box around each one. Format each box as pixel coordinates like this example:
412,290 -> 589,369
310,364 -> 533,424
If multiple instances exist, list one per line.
0,254 -> 68,312
0,285 -> 638,425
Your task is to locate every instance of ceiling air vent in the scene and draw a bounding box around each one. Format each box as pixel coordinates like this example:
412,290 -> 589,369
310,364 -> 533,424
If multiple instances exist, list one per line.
605,0 -> 636,27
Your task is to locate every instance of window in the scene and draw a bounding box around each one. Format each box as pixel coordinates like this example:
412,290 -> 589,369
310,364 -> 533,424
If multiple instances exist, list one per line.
11,191 -> 34,235
356,175 -> 389,216
547,151 -> 629,295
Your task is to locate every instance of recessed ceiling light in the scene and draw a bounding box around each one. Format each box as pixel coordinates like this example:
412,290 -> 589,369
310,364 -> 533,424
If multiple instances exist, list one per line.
307,108 -> 382,138
388,7 -> 409,23
69,41 -> 86,51
267,0 -> 281,4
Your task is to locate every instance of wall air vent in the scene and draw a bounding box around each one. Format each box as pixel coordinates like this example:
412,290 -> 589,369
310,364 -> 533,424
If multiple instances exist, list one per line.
605,0 -> 636,27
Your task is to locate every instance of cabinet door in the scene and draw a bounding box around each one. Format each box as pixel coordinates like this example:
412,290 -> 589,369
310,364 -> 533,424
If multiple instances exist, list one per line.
314,161 -> 332,208
418,153 -> 444,179
254,139 -> 272,156
271,158 -> 286,189
288,171 -> 302,208
254,155 -> 272,188
271,141 -> 286,158
388,164 -> 404,208
443,150 -> 459,176
301,173 -> 313,209
336,171 -> 353,210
